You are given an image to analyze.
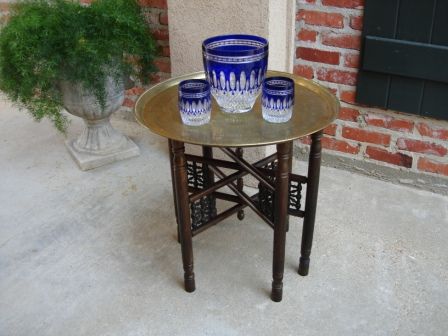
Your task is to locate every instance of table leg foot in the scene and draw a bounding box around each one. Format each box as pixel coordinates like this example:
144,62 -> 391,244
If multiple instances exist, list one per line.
184,271 -> 196,292
298,257 -> 310,276
271,281 -> 283,302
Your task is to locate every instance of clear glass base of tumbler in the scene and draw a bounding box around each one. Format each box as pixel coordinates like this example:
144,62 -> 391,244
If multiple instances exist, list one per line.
262,108 -> 293,123
180,113 -> 211,126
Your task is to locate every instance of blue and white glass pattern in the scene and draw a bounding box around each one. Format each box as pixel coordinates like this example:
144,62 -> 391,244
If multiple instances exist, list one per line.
202,34 -> 269,113
178,79 -> 211,126
262,77 -> 295,123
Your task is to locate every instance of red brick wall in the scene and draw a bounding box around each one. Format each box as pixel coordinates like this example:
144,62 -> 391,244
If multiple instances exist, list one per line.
0,0 -> 171,114
295,0 -> 448,178
123,0 -> 171,112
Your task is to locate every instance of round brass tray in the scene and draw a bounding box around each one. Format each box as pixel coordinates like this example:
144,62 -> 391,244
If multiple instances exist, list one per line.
135,70 -> 339,147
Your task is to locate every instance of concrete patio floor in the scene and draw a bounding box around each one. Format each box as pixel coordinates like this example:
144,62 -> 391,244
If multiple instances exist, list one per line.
1,98 -> 447,336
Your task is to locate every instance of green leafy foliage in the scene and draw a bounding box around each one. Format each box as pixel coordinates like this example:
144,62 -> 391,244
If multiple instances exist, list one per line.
0,0 -> 157,132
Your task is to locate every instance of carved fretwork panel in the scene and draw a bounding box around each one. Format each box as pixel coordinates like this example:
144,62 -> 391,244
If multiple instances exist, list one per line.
186,161 -> 217,230
257,160 -> 305,220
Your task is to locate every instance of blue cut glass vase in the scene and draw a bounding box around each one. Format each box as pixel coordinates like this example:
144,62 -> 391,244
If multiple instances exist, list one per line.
202,34 -> 269,113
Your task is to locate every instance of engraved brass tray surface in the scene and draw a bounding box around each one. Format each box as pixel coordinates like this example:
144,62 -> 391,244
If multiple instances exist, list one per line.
135,70 -> 339,147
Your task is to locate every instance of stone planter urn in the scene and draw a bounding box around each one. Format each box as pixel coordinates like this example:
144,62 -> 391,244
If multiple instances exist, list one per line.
60,76 -> 140,171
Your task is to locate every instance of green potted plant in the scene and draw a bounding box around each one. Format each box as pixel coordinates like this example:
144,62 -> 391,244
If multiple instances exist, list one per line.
0,0 -> 157,170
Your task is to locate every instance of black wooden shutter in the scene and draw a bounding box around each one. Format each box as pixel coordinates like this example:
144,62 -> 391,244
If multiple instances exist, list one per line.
356,0 -> 448,121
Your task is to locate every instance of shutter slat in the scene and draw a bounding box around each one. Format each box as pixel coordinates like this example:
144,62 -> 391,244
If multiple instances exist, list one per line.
362,37 -> 448,84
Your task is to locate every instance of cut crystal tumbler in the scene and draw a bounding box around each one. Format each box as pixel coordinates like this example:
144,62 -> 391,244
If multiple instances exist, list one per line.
262,77 -> 295,123
178,79 -> 211,126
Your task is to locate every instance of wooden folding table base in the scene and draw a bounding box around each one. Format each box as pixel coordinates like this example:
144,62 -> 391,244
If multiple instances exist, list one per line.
169,130 -> 322,302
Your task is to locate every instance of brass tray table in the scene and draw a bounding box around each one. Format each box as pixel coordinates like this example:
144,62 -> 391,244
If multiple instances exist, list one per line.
135,70 -> 339,302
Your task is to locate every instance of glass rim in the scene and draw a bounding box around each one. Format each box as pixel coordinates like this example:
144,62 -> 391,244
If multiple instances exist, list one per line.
263,77 -> 294,91
179,79 -> 210,94
202,34 -> 269,56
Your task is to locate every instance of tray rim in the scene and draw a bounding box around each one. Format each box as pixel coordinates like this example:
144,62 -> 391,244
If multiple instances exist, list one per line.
134,70 -> 340,147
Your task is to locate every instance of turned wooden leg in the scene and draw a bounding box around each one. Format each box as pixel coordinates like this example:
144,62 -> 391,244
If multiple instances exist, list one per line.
236,148 -> 245,220
171,140 -> 195,292
202,146 -> 214,186
286,147 -> 293,233
271,141 -> 292,302
202,146 -> 217,219
168,140 -> 181,244
298,130 -> 323,276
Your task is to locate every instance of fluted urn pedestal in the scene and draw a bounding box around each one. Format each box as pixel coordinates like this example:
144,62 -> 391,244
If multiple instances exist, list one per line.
61,77 -> 140,171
